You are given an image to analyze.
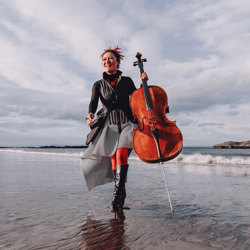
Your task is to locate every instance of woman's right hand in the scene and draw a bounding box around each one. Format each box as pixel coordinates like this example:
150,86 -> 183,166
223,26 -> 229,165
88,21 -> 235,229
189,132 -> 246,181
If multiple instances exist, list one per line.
86,113 -> 94,126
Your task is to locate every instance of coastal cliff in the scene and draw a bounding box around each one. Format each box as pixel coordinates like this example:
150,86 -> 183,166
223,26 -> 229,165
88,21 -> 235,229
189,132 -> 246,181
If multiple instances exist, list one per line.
213,140 -> 250,149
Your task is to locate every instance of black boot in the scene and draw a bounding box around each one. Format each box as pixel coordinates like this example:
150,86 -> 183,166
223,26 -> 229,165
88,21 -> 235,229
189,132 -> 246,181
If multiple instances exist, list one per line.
111,165 -> 128,212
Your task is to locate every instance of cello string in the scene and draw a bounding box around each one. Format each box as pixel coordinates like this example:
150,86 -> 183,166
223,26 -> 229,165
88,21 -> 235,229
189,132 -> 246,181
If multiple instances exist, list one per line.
139,57 -> 154,112
161,164 -> 174,214
144,85 -> 153,111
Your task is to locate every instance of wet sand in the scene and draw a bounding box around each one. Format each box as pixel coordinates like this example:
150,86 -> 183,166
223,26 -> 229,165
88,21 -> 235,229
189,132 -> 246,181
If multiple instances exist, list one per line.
0,149 -> 250,249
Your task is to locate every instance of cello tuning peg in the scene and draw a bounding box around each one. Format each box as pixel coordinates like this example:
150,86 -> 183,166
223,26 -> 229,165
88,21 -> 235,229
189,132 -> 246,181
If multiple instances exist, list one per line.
133,61 -> 138,66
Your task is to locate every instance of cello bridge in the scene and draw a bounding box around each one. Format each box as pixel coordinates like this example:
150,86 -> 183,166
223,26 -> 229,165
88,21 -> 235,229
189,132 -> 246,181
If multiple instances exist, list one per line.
149,118 -> 157,125
149,117 -> 165,126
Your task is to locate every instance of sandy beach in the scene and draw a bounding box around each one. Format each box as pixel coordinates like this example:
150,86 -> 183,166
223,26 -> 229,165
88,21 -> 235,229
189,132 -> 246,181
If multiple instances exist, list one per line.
0,147 -> 250,249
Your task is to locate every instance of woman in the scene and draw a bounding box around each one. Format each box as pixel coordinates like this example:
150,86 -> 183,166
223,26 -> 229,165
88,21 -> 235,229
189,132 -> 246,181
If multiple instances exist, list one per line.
82,46 -> 148,213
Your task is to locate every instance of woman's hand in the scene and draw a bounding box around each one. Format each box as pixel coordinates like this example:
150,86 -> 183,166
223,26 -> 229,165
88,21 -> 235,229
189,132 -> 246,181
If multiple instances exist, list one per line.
86,113 -> 94,126
140,72 -> 149,83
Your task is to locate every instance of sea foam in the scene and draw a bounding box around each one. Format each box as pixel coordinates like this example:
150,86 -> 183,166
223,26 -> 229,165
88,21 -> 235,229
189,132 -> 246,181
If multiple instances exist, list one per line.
0,148 -> 80,157
2,149 -> 250,166
129,153 -> 250,166
173,153 -> 250,166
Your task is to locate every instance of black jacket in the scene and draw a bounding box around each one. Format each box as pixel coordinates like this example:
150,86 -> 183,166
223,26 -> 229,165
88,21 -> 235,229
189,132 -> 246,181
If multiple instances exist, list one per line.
89,75 -> 137,121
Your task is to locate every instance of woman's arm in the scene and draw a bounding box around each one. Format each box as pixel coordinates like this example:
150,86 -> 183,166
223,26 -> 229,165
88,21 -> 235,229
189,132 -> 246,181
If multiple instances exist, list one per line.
86,82 -> 100,125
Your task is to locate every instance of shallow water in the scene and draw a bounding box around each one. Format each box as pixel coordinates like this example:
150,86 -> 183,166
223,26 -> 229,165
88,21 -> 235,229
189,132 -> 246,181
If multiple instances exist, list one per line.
0,148 -> 250,249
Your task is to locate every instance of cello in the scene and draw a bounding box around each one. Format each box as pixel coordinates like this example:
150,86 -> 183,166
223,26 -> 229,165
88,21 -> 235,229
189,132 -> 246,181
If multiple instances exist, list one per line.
130,52 -> 183,163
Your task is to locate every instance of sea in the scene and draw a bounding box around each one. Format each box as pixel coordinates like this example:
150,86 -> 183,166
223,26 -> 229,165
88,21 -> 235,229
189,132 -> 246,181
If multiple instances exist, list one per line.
0,147 -> 250,249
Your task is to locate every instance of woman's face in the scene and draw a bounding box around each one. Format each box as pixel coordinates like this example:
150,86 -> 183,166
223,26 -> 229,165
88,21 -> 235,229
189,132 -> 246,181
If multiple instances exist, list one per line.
102,52 -> 120,74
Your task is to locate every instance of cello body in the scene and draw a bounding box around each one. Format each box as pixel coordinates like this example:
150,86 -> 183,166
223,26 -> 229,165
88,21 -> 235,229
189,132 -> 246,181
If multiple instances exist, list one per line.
130,53 -> 183,163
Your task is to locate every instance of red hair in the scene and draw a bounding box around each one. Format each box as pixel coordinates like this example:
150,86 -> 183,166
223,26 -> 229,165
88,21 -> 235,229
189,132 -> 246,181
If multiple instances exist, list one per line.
100,45 -> 124,62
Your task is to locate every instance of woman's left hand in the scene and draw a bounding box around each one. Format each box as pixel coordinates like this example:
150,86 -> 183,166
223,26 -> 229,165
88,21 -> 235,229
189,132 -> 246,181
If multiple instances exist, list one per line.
86,112 -> 94,126
140,72 -> 149,83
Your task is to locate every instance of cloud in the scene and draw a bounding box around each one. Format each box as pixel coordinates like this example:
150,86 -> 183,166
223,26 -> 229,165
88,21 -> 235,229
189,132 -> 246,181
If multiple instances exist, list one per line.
0,85 -> 89,121
1,0 -> 250,146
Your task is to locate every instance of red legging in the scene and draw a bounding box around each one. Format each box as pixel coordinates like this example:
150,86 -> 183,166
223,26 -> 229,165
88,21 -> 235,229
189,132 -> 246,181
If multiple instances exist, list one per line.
110,148 -> 131,170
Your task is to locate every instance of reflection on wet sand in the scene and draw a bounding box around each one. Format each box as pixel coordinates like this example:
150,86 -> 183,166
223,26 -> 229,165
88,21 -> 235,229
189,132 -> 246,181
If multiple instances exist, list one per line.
78,212 -> 127,249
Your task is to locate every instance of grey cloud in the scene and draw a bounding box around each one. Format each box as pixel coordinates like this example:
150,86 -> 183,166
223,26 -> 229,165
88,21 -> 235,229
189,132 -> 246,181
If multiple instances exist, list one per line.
0,86 -> 87,122
225,110 -> 239,116
0,128 -> 84,147
197,122 -> 225,128
0,120 -> 71,132
167,73 -> 250,115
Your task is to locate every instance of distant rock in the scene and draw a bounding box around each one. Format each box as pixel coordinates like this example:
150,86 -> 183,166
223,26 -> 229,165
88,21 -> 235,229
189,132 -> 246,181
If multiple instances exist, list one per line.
213,140 -> 250,149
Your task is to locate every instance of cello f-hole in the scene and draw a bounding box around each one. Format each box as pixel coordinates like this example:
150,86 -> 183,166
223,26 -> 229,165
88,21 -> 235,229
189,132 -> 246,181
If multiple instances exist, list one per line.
139,117 -> 146,132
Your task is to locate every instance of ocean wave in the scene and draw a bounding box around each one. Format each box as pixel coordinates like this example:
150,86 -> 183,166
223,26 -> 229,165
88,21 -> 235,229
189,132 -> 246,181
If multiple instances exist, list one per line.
0,148 -> 81,157
2,149 -> 250,166
129,153 -> 250,166
174,153 -> 250,166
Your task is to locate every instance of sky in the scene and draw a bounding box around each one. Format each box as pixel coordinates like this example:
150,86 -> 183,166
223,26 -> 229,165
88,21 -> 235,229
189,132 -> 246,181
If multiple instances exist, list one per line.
0,0 -> 250,147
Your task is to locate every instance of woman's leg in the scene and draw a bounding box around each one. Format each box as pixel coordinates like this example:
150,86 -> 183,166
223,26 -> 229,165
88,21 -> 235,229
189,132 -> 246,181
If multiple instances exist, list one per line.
110,153 -> 116,179
110,154 -> 116,170
111,148 -> 131,212
116,148 -> 131,165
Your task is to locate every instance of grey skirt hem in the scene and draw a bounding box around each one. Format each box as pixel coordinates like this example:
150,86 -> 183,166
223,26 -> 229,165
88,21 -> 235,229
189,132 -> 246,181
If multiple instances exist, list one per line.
81,118 -> 137,190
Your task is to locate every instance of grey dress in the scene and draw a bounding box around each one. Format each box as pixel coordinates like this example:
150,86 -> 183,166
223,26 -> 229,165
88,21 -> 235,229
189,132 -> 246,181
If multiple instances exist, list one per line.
81,72 -> 138,190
